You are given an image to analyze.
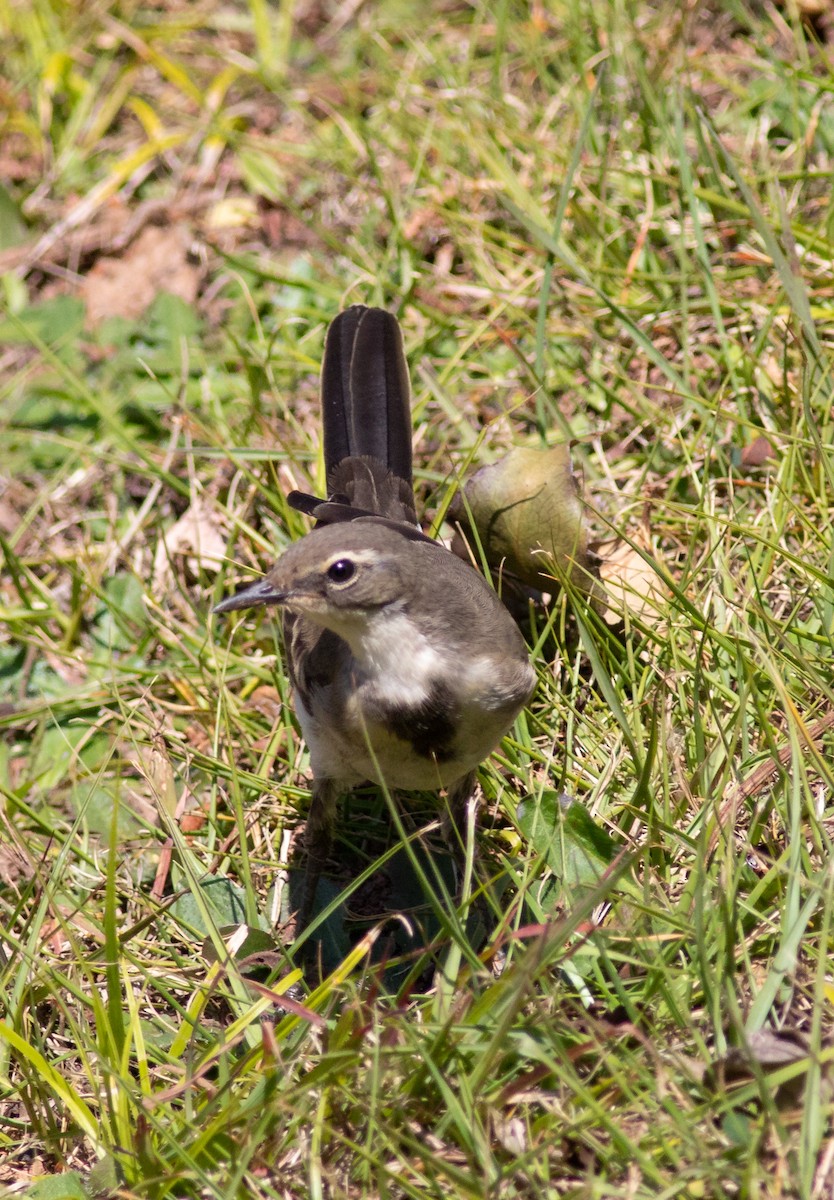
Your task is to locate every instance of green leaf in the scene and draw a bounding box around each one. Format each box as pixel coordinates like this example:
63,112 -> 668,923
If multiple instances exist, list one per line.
87,1153 -> 122,1197
146,291 -> 201,342
92,573 -> 147,653
30,724 -> 88,791
238,146 -> 286,200
517,790 -> 619,891
298,873 -> 352,976
0,182 -> 27,250
23,1172 -> 88,1200
201,923 -> 277,968
72,783 -> 140,837
721,1110 -> 753,1148
0,295 -> 85,346
169,875 -> 253,936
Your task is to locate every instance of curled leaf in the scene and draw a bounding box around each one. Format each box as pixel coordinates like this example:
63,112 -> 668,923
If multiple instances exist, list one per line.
450,444 -> 603,607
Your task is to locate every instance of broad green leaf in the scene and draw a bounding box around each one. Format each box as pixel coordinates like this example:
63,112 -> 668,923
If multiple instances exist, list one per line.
92,573 -> 148,653
0,295 -> 85,346
23,1172 -> 87,1200
518,790 -> 619,891
169,875 -> 253,936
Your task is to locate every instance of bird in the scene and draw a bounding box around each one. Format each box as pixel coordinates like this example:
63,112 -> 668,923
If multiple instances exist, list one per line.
214,305 -> 536,934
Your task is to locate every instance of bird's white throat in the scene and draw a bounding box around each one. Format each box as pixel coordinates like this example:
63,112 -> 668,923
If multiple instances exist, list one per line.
346,608 -> 444,707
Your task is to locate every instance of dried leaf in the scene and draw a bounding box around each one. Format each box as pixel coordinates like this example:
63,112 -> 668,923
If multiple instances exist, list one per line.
153,498 -> 228,591
709,1027 -> 813,1108
139,733 -> 178,817
248,684 -> 284,723
599,532 -> 667,627
744,1027 -> 809,1068
740,434 -> 777,468
492,1115 -> 528,1155
204,196 -> 259,230
81,223 -> 200,327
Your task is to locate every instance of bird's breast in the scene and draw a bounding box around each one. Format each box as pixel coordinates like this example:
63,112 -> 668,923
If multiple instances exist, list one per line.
296,648 -> 534,790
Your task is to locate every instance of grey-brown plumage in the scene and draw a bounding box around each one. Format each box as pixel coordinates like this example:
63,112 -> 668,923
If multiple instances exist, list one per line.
215,306 -> 535,936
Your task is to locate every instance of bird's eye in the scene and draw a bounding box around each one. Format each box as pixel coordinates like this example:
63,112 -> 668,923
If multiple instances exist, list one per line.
326,558 -> 355,584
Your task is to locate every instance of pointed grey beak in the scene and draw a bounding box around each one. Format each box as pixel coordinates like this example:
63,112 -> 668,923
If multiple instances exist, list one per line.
213,576 -> 287,614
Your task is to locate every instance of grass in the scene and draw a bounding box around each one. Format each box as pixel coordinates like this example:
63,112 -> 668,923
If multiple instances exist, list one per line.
1,0 -> 834,1195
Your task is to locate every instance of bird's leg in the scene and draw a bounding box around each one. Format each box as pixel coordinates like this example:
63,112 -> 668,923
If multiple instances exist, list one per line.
442,771 -> 491,942
298,776 -> 340,934
442,770 -> 477,853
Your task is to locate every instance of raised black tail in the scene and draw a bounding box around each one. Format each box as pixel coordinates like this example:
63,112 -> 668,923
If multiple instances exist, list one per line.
322,306 -> 412,481
295,306 -> 417,526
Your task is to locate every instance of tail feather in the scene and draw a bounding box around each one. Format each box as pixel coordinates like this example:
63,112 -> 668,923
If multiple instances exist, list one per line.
320,306 -> 416,523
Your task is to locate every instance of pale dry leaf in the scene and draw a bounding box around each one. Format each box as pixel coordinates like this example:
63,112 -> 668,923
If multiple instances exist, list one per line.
492,1114 -> 528,1156
184,722 -> 212,754
760,351 -> 785,389
137,733 -> 178,817
0,497 -> 21,537
81,223 -> 200,327
599,532 -> 668,627
152,497 -> 228,592
204,196 -> 259,230
709,1027 -> 814,1108
745,1028 -> 808,1068
248,684 -> 284,723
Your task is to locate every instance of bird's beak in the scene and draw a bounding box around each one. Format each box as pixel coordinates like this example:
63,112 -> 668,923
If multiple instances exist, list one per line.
213,576 -> 287,614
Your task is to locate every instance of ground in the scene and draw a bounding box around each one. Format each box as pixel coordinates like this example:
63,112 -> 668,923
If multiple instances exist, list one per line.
1,1 -> 833,1196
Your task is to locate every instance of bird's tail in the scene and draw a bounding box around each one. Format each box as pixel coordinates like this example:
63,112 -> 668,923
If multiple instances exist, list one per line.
317,305 -> 417,524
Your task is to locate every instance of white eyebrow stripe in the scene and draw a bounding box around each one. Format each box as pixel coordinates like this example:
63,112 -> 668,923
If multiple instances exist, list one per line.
323,548 -> 382,568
